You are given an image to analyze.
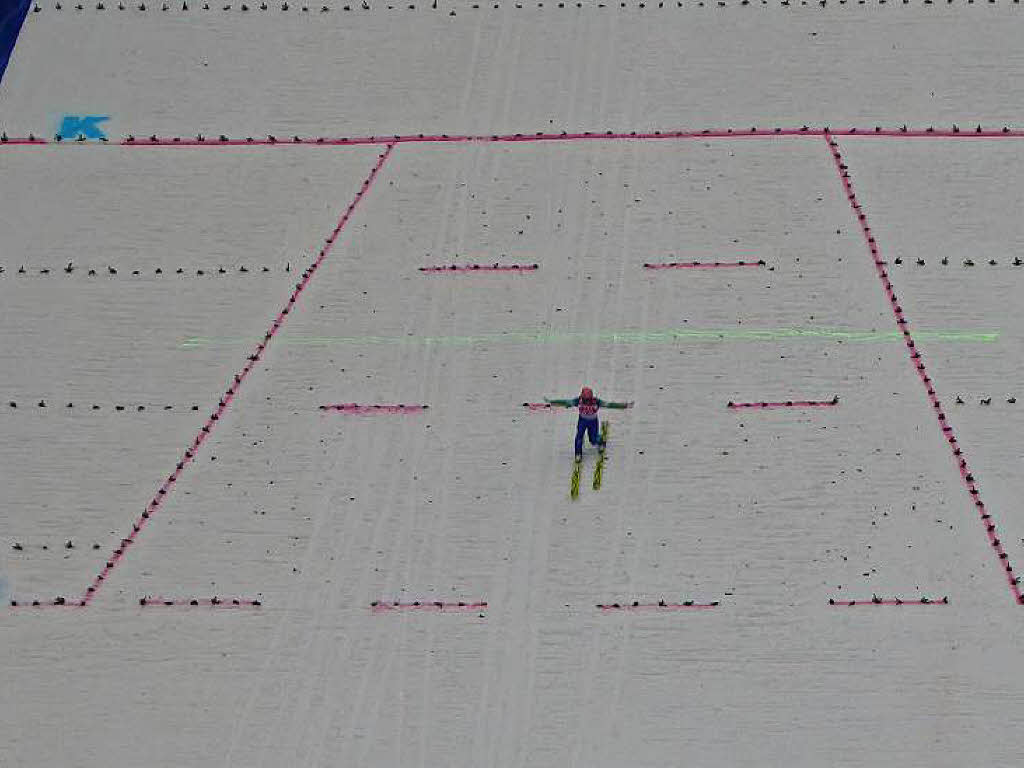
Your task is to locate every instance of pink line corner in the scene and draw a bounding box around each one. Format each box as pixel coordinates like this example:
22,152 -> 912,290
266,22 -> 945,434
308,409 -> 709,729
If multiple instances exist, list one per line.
75,144 -> 397,607
823,131 -> 1023,606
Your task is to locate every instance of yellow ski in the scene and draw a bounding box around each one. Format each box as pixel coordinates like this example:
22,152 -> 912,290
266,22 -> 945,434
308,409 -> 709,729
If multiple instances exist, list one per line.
592,421 -> 609,490
570,457 -> 582,500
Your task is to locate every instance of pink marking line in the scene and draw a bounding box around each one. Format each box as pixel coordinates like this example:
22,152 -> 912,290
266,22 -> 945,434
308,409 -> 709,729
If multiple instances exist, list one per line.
643,260 -> 765,269
9,597 -> 85,608
0,137 -> 49,145
72,144 -> 396,608
829,128 -> 1024,139
597,601 -> 720,611
419,263 -> 539,273
138,596 -> 261,608
727,397 -> 839,409
8,127 -> 1024,151
319,403 -> 428,414
523,402 -> 556,411
824,132 -> 1023,606
370,601 -> 487,613
829,597 -> 949,606
114,129 -> 813,147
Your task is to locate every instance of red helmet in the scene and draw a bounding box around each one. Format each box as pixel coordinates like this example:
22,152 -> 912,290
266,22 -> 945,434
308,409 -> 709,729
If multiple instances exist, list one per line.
580,386 -> 593,399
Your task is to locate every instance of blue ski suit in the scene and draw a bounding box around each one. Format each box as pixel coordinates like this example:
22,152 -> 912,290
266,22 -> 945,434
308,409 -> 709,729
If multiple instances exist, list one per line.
545,395 -> 630,456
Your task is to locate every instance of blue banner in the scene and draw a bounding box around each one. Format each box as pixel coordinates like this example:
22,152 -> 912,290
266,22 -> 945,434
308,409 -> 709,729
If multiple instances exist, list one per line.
0,0 -> 30,85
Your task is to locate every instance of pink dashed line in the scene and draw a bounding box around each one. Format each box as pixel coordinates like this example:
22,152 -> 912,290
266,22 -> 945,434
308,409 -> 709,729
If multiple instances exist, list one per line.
597,601 -> 720,611
319,403 -> 428,414
138,596 -> 262,608
727,398 -> 839,409
643,260 -> 765,269
824,132 -> 1024,606
419,263 -> 539,273
828,597 -> 949,606
370,601 -> 487,613
74,144 -> 396,607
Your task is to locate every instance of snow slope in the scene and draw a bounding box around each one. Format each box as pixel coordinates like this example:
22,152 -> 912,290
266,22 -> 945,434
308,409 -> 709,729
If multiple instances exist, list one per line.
2,5 -> 1024,768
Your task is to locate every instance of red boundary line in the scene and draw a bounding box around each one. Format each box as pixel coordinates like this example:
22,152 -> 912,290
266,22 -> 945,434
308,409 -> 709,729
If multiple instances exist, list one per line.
72,143 -> 396,607
9,127 -> 1023,610
823,132 -> 1023,606
9,127 -> 1024,149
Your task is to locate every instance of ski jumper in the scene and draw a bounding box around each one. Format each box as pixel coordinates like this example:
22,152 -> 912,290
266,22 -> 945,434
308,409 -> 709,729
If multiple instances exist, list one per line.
546,395 -> 631,456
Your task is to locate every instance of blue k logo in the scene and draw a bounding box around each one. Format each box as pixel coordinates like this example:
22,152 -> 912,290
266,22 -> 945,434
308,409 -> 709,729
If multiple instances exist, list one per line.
57,115 -> 110,140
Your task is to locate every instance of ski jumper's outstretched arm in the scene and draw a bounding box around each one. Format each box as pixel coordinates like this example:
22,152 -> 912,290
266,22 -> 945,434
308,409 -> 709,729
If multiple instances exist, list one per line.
543,397 -> 580,407
542,397 -> 633,408
597,399 -> 633,409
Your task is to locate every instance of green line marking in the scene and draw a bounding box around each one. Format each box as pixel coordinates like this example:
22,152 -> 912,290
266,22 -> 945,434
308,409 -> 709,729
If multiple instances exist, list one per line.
180,327 -> 999,350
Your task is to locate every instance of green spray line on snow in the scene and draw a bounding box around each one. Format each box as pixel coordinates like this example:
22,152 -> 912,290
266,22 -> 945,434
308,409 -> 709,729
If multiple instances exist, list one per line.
181,326 -> 999,350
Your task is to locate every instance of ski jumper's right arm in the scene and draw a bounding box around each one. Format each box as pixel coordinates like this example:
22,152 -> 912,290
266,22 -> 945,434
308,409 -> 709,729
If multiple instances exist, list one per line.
544,397 -> 580,408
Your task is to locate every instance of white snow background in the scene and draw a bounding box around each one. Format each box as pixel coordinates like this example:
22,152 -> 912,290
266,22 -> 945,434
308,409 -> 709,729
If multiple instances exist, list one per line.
1,4 -> 1024,768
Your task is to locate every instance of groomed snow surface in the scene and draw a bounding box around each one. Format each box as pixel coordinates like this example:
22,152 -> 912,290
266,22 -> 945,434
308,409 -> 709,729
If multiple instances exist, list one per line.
3,7 -> 1024,768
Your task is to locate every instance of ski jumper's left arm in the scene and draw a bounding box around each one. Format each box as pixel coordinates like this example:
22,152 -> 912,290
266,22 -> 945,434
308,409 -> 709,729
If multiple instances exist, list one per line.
597,399 -> 632,409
